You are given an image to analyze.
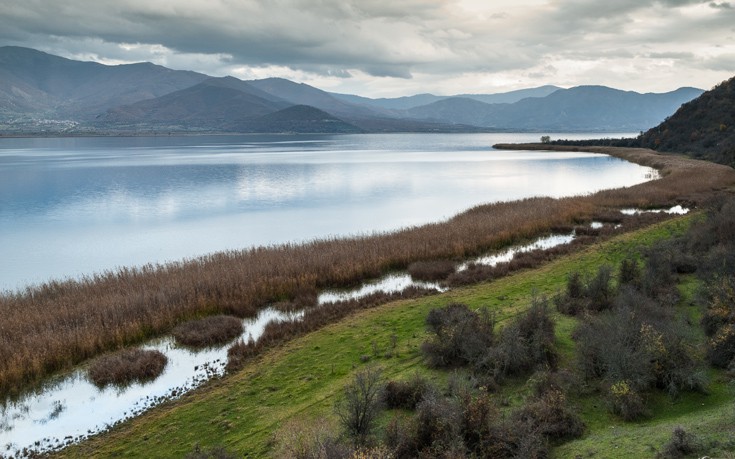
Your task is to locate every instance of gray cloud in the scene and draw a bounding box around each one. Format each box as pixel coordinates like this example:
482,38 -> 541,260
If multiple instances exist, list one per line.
0,0 -> 733,95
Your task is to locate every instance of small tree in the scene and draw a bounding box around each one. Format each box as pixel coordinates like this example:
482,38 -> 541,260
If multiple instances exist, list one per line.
540,135 -> 551,144
335,366 -> 384,445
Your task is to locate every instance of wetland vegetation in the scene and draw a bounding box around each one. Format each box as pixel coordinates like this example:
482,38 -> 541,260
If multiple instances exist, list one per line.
2,144 -> 735,457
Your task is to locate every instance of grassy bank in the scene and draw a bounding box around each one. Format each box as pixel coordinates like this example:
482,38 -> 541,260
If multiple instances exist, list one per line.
56,214 -> 735,458
1,147 -> 733,398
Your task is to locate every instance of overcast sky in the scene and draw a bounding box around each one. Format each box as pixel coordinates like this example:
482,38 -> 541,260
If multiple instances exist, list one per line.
1,0 -> 734,97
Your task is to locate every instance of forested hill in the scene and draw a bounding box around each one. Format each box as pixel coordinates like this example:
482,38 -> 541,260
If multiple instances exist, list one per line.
640,76 -> 735,166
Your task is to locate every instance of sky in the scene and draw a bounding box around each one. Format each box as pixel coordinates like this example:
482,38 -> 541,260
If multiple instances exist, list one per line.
1,0 -> 734,98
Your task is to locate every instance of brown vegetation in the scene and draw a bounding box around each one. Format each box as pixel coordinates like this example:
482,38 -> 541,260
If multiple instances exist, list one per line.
172,315 -> 243,348
1,146 -> 733,397
88,348 -> 167,387
407,260 -> 457,282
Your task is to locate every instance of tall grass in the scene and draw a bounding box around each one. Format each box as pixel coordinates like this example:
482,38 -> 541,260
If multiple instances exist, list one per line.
1,147 -> 733,397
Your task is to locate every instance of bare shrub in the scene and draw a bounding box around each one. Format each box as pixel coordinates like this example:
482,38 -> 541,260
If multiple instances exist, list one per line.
555,266 -> 613,315
407,260 -> 457,282
642,243 -> 679,303
511,389 -> 585,442
618,257 -> 642,289
529,369 -> 579,398
586,265 -> 614,312
707,323 -> 735,368
657,426 -> 700,459
335,367 -> 385,446
477,296 -> 557,381
172,315 -> 243,348
383,373 -> 436,410
421,303 -> 495,368
458,391 -> 498,454
413,394 -> 464,455
606,380 -> 648,421
700,275 -> 735,336
88,348 -> 167,387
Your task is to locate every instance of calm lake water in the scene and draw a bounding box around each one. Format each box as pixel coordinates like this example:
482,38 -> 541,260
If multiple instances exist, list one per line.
0,132 -> 647,292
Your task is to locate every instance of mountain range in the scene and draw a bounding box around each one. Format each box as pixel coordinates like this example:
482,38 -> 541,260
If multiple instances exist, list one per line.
0,46 -> 705,134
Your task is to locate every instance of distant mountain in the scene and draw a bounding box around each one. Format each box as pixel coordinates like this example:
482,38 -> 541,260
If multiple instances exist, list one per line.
456,85 -> 561,105
405,86 -> 703,131
330,85 -> 561,110
0,46 -> 208,119
246,78 -> 385,119
639,76 -> 735,165
0,47 -> 708,134
245,77 -> 472,132
99,77 -> 289,129
331,92 -> 446,110
232,105 -> 361,133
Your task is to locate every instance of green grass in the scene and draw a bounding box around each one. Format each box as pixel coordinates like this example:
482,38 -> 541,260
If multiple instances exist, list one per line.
58,214 -> 735,458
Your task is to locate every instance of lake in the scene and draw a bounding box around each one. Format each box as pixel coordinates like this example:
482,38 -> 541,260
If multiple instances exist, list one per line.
0,132 -> 649,292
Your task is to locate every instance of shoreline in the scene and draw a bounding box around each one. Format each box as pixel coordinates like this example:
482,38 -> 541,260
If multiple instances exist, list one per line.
0,146 -> 733,399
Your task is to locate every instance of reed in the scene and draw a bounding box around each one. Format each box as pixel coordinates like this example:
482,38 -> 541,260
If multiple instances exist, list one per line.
88,348 -> 167,387
172,315 -> 243,348
1,147 -> 733,397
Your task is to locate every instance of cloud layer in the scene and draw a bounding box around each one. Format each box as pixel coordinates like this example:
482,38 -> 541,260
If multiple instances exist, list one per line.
1,0 -> 733,96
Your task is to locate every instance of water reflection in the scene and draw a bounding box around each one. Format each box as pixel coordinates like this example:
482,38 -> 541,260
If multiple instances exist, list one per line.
0,307 -> 302,456
0,133 -> 653,291
620,205 -> 689,215
458,233 -> 575,271
318,274 -> 447,304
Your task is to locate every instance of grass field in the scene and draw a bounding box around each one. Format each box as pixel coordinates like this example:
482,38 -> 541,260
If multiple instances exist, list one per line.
55,212 -> 735,458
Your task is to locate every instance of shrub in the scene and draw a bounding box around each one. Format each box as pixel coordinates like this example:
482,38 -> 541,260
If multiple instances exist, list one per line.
586,265 -> 614,312
335,366 -> 385,446
555,266 -> 614,315
707,323 -> 735,368
413,394 -> 463,455
700,275 -> 735,336
642,243 -> 679,303
407,260 -> 457,282
618,257 -> 641,289
172,315 -> 244,348
383,373 -> 436,410
421,303 -> 494,368
511,389 -> 585,442
384,415 -> 419,459
458,390 -> 498,453
606,380 -> 648,421
88,348 -> 167,387
658,426 -> 700,459
477,296 -> 557,381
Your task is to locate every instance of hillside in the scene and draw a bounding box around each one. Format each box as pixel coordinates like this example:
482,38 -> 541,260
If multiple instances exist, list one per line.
640,76 -> 735,166
98,77 -> 289,129
231,105 -> 362,133
0,46 -> 208,119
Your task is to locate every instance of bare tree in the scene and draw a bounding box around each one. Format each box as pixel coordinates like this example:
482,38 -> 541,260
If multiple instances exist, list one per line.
335,366 -> 384,445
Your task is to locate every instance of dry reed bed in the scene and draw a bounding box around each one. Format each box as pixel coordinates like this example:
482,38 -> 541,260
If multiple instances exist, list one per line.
0,147 -> 733,397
